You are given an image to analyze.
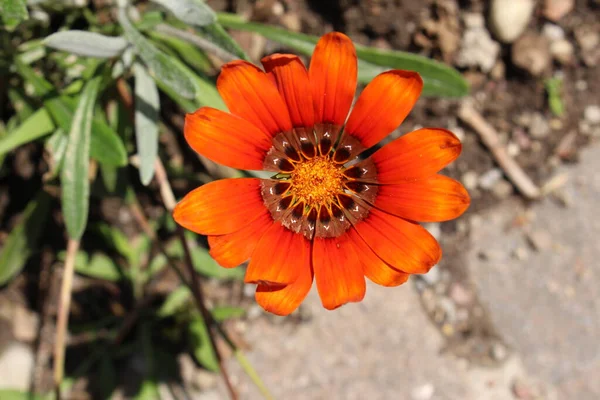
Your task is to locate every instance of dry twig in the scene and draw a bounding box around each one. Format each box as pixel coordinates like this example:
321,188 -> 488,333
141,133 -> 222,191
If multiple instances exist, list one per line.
458,100 -> 541,199
53,238 -> 79,399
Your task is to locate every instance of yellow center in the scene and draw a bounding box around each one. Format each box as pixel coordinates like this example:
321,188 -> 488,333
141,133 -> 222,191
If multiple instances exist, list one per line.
289,156 -> 344,207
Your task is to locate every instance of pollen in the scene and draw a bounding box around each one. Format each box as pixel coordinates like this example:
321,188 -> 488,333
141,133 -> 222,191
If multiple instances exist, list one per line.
290,156 -> 344,207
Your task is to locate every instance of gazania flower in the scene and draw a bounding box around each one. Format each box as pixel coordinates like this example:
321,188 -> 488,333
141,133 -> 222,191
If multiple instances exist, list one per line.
173,32 -> 470,315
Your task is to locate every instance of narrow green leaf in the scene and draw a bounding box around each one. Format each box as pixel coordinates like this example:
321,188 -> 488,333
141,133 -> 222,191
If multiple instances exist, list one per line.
545,77 -> 564,117
152,0 -> 216,27
45,128 -> 68,178
118,8 -> 196,99
76,252 -> 123,281
198,22 -> 249,61
0,390 -> 44,400
61,77 -> 102,240
134,63 -> 160,185
157,286 -> 191,317
0,0 -> 29,30
149,31 -> 213,73
217,13 -> 469,97
212,306 -> 245,322
0,192 -> 51,286
94,223 -> 132,260
44,30 -> 129,58
13,59 -> 128,166
44,97 -> 128,166
188,314 -> 219,372
0,108 -> 55,156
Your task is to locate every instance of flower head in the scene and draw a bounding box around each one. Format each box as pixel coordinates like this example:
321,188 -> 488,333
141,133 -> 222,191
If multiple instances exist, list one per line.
173,32 -> 470,315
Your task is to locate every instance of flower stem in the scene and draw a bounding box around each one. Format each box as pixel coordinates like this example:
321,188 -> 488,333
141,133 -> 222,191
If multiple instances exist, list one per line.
155,158 -> 238,400
53,238 -> 79,400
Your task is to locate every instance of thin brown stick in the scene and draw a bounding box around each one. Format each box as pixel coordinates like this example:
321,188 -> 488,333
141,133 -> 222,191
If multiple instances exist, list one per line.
458,100 -> 541,199
53,238 -> 80,399
155,158 -> 238,400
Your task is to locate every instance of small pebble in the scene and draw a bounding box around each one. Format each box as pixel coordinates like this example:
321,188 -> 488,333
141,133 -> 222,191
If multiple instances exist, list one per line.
529,112 -> 551,138
491,343 -> 508,361
449,283 -> 475,306
438,297 -> 457,323
512,246 -> 529,261
492,179 -> 514,198
507,141 -> 520,157
550,39 -> 574,64
526,230 -> 553,251
462,171 -> 479,190
411,383 -> 435,400
542,23 -> 565,41
490,0 -> 536,43
584,105 -> 600,125
420,266 -> 441,285
478,168 -> 503,190
575,80 -> 588,91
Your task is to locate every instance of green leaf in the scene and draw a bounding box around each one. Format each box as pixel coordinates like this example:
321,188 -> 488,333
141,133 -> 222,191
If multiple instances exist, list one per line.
212,306 -> 245,322
545,77 -> 564,117
198,22 -> 249,61
191,245 -> 244,279
44,97 -> 128,167
152,0 -> 216,27
118,8 -> 196,99
0,390 -> 44,400
61,77 -> 102,240
44,30 -> 129,58
45,128 -> 68,178
135,380 -> 160,400
157,286 -> 191,317
94,223 -> 132,260
166,52 -> 225,110
149,31 -> 213,73
217,13 -> 469,97
0,192 -> 51,286
0,108 -> 55,156
13,59 -> 128,166
77,252 -> 122,281
0,0 -> 29,30
188,314 -> 219,372
134,63 -> 160,185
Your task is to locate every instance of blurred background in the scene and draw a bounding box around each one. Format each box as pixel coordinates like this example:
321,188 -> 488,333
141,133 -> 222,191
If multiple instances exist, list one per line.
0,0 -> 599,399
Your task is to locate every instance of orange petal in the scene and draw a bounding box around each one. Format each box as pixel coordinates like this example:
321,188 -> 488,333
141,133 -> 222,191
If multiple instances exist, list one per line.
344,70 -> 423,148
208,212 -> 273,268
375,175 -> 470,222
309,32 -> 357,126
173,178 -> 265,235
245,222 -> 310,285
372,128 -> 462,183
347,228 -> 410,287
255,261 -> 314,316
217,60 -> 292,136
262,54 -> 315,128
313,234 -> 366,310
354,208 -> 441,274
185,107 -> 272,170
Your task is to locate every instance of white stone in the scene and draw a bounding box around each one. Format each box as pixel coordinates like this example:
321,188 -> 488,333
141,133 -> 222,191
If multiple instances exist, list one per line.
490,0 -> 536,43
542,23 -> 565,41
550,39 -> 574,64
584,105 -> 600,125
455,26 -> 501,72
0,342 -> 34,390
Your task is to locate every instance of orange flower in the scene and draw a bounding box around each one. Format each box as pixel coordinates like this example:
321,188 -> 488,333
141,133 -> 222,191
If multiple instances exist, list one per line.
173,32 -> 470,315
